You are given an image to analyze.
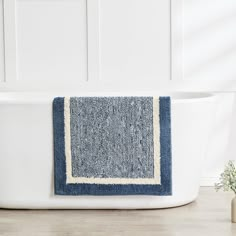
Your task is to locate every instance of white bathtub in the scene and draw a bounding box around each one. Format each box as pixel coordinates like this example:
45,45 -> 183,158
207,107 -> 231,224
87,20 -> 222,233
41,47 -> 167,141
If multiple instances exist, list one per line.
0,92 -> 216,209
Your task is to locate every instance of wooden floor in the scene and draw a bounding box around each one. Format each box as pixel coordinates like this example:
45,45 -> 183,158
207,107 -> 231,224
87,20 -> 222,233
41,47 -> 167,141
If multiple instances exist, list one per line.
0,187 -> 236,236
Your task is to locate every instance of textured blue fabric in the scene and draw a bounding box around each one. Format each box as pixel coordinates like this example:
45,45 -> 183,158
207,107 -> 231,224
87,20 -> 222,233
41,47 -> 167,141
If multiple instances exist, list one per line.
53,97 -> 172,195
70,97 -> 154,179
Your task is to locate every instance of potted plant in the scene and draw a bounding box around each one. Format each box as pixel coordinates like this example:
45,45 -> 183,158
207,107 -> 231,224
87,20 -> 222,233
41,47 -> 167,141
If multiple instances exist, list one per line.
215,161 -> 236,223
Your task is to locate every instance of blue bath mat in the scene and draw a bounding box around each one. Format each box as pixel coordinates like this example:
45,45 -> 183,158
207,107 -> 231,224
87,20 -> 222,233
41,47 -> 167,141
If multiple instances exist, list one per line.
53,97 -> 172,195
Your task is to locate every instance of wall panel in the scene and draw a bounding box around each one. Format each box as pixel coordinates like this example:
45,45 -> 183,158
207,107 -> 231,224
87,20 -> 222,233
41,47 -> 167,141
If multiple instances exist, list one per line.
183,0 -> 236,82
2,0 -> 88,87
0,0 -> 4,82
88,0 -> 171,84
16,0 -> 87,84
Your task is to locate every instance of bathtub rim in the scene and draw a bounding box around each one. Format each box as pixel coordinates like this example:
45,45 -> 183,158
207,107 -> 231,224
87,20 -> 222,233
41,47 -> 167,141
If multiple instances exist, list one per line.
0,92 -> 216,104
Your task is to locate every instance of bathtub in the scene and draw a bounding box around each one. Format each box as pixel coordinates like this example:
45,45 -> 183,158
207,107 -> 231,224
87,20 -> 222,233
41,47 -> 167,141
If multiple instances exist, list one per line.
0,92 -> 216,209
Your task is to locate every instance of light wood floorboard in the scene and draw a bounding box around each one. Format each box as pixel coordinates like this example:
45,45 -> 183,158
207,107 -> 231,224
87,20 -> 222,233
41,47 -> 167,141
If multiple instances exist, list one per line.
0,187 -> 236,236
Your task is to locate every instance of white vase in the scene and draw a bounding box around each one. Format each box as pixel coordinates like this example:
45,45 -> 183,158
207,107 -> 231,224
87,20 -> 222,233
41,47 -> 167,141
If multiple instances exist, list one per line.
231,196 -> 236,223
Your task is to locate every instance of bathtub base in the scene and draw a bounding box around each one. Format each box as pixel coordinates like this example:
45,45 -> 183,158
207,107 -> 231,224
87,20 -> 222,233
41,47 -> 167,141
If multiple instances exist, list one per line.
0,195 -> 198,209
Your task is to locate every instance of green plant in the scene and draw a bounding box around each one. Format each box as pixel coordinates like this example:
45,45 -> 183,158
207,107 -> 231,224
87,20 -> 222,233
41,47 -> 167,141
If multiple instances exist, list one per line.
215,161 -> 236,194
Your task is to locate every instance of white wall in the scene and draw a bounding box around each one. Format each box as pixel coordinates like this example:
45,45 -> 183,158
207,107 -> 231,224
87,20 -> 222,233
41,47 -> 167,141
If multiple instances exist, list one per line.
0,0 -> 4,82
0,0 -> 236,185
183,0 -> 236,82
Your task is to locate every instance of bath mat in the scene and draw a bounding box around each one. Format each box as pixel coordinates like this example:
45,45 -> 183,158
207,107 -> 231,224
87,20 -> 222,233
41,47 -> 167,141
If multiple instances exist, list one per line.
53,97 -> 172,195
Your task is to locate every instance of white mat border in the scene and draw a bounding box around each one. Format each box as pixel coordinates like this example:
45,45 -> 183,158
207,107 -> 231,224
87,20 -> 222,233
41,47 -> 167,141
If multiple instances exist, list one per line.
64,97 -> 161,185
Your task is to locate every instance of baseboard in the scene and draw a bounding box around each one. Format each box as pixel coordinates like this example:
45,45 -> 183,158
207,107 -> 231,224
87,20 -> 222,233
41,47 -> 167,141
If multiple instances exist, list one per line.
200,177 -> 218,186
